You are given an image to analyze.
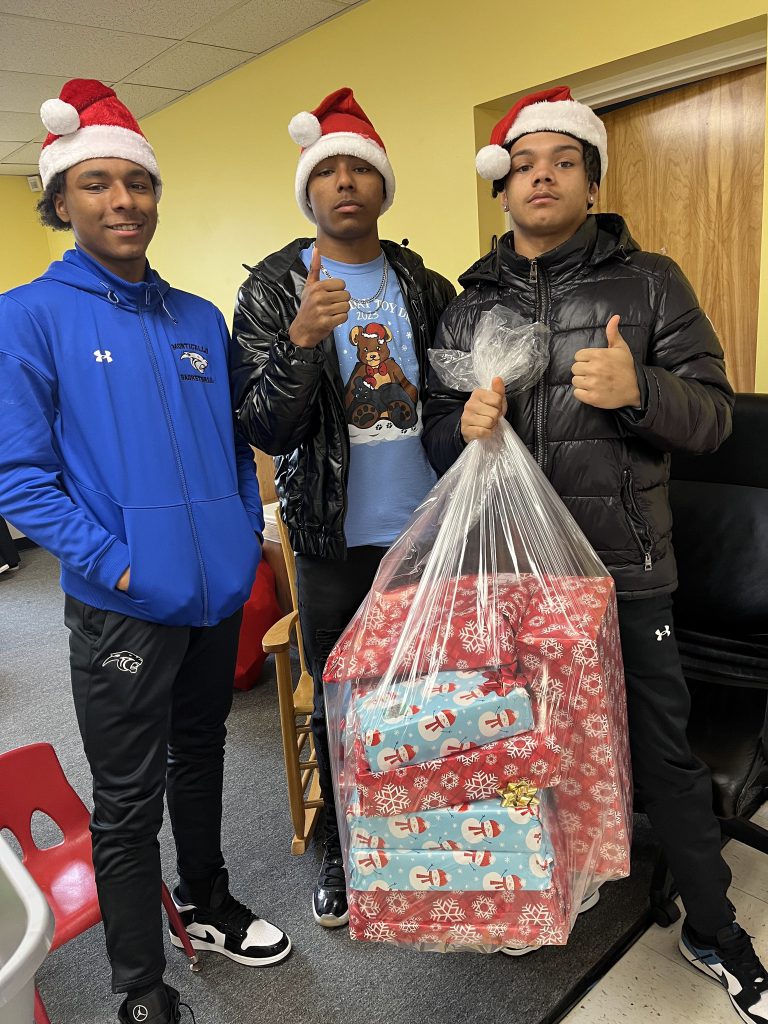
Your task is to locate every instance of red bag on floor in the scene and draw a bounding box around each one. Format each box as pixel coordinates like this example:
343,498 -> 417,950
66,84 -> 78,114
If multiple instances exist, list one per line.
234,557 -> 282,691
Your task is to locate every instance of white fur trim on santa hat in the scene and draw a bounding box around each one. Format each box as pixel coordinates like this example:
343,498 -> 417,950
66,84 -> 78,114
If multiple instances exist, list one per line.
475,144 -> 512,181
294,131 -> 396,223
505,99 -> 608,178
39,124 -> 162,197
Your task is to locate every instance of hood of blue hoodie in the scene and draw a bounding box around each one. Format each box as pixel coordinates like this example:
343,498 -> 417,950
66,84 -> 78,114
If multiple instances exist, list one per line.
42,244 -> 173,315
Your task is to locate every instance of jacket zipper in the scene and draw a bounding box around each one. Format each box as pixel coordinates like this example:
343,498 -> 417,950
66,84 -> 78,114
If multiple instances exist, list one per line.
530,258 -> 551,472
621,469 -> 653,572
138,308 -> 210,622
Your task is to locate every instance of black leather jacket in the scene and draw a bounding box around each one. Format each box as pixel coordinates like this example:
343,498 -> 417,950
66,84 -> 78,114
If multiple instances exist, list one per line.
231,238 -> 455,559
422,214 -> 735,598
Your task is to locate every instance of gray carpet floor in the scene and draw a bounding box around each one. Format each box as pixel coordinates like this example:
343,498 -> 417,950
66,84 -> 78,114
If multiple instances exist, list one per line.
1,547 -> 660,1024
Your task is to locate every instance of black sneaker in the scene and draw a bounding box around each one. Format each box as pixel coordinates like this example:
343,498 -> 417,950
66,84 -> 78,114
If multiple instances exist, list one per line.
680,920 -> 768,1023
170,868 -> 291,967
118,984 -> 184,1023
312,839 -> 349,928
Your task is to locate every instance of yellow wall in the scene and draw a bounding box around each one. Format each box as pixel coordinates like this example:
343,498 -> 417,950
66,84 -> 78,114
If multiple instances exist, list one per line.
0,177 -> 54,291
36,0 -> 768,389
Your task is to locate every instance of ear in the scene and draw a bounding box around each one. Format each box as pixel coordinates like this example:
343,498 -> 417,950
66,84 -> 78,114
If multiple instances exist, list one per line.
350,326 -> 361,343
384,326 -> 393,342
499,188 -> 510,214
53,188 -> 71,225
587,181 -> 599,209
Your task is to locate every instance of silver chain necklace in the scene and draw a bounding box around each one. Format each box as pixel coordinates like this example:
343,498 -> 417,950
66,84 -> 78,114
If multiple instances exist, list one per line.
320,254 -> 388,307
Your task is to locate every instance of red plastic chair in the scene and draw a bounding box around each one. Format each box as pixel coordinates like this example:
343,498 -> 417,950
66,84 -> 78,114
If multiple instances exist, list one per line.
0,743 -> 200,1024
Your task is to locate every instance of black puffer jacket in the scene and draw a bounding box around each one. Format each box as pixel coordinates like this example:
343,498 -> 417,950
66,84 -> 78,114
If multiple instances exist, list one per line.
422,214 -> 734,598
231,238 -> 455,558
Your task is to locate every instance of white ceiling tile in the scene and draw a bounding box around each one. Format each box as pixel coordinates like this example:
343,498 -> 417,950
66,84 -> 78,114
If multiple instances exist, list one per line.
0,111 -> 41,141
125,41 -> 254,92
190,0 -> 342,53
111,83 -> 186,120
0,0 -> 245,40
0,72 -> 69,114
0,140 -> 26,159
0,14 -> 174,80
0,163 -> 39,174
1,141 -> 40,162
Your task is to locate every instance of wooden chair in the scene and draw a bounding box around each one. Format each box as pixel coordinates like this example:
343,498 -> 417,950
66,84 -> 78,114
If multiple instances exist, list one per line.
262,511 -> 323,854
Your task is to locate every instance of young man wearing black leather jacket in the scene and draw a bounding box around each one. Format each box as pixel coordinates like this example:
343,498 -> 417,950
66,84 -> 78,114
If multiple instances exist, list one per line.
423,86 -> 767,1024
231,87 -> 454,930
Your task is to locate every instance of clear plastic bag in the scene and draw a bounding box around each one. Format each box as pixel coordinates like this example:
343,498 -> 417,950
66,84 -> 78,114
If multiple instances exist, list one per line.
324,311 -> 632,953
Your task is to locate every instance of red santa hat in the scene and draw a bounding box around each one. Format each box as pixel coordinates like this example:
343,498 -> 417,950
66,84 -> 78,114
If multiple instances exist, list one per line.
288,87 -> 395,223
476,86 -> 607,184
39,78 -> 161,196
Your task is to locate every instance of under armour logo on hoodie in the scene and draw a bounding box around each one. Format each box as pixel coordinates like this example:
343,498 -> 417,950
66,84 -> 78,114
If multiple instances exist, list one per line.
93,349 -> 112,363
655,625 -> 671,641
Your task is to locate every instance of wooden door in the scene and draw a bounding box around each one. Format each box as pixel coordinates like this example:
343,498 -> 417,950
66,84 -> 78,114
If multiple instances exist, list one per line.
595,66 -> 765,393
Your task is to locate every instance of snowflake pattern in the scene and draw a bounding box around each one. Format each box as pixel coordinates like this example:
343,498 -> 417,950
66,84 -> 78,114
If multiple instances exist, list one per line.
440,771 -> 459,790
373,784 -> 410,816
364,922 -> 395,941
466,771 -> 500,801
458,621 -> 490,655
449,924 -> 482,944
471,895 -> 497,921
429,898 -> 466,923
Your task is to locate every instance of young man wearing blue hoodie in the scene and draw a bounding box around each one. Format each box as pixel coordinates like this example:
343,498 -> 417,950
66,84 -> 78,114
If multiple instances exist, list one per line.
0,79 -> 290,1024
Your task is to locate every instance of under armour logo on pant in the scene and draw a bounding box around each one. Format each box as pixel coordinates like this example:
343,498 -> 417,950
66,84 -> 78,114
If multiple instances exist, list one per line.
93,349 -> 112,363
655,625 -> 671,641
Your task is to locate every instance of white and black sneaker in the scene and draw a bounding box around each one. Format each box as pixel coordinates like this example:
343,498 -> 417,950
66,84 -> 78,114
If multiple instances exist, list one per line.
500,886 -> 601,956
170,868 -> 291,967
680,920 -> 768,1022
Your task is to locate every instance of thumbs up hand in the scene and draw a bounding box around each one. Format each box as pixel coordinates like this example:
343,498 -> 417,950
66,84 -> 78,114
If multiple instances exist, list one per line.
289,245 -> 351,349
461,375 -> 508,442
571,315 -> 642,409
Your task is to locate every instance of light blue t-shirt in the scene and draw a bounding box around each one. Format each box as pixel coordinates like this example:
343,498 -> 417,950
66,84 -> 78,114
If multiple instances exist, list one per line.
301,245 -> 437,547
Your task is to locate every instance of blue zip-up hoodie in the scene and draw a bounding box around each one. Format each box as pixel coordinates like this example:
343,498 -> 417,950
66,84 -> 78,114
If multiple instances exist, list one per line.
0,247 -> 262,627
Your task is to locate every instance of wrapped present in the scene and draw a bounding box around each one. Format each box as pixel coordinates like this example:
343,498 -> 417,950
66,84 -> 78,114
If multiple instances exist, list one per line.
350,846 -> 554,894
348,794 -> 556,897
349,796 -> 543,853
356,667 -> 534,769
324,573 -> 537,683
352,731 -> 561,818
348,875 -> 571,950
516,576 -> 632,879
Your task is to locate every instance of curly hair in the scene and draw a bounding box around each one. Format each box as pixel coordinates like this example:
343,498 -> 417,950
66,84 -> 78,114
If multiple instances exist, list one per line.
37,172 -> 70,231
491,137 -> 602,203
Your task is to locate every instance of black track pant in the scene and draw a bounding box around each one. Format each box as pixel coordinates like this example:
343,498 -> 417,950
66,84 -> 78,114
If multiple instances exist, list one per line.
65,596 -> 242,993
294,547 -> 385,841
618,595 -> 733,935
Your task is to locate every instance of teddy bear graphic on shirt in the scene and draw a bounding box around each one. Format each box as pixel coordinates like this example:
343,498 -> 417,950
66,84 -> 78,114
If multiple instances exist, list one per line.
344,323 -> 418,430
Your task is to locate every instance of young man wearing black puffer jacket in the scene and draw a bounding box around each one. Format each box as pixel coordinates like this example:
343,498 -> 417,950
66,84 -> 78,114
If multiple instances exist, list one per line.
231,87 -> 454,930
424,86 -> 767,1024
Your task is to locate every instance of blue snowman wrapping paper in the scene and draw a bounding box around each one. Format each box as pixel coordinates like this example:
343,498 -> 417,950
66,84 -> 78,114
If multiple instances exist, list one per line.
355,668 -> 534,772
348,796 -> 555,893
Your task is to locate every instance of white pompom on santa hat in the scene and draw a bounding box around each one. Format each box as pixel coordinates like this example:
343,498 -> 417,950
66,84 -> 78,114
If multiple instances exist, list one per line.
289,87 -> 396,223
476,85 -> 608,183
39,78 -> 162,197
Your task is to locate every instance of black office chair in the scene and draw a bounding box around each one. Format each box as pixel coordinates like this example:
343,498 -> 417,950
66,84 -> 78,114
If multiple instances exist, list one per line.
649,392 -> 768,926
